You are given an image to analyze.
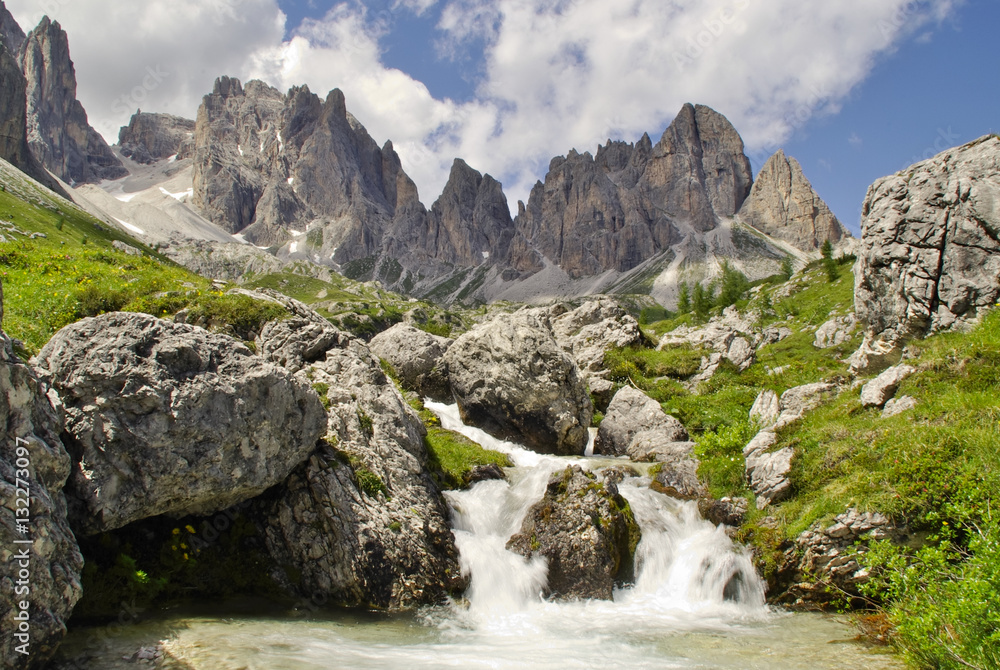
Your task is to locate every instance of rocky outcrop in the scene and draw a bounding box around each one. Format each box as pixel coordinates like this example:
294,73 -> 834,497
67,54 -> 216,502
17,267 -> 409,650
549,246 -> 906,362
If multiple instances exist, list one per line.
851,136 -> 1000,373
33,312 -> 326,534
882,395 -> 917,417
594,386 -> 687,457
506,466 -> 639,600
860,364 -> 915,408
549,299 -> 644,376
162,240 -> 286,282
255,316 -> 349,374
1,283 -> 83,669
117,111 -> 195,164
256,330 -> 464,609
814,313 -> 857,349
18,17 -> 126,184
739,149 -> 848,251
508,103 -> 752,277
657,306 -> 768,381
744,383 -> 838,508
775,509 -> 899,608
369,323 -> 452,401
636,435 -> 702,500
444,312 -> 592,455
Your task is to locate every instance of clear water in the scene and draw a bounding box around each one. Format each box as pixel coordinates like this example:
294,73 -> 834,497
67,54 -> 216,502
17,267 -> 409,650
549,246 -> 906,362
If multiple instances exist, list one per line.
55,403 -> 902,669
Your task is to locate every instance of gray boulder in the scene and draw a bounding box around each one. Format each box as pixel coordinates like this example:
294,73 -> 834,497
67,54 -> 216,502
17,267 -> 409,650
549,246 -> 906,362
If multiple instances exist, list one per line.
549,299 -> 644,376
445,312 -> 592,455
628,433 -> 701,500
852,136 -> 1000,373
34,312 -> 326,534
595,386 -> 688,457
774,382 -> 837,429
256,334 -> 464,609
1,292 -> 83,669
506,465 -> 639,600
860,365 -> 915,408
814,313 -> 857,349
749,389 -> 780,427
369,323 -> 452,401
256,317 -> 348,374
882,395 -> 918,417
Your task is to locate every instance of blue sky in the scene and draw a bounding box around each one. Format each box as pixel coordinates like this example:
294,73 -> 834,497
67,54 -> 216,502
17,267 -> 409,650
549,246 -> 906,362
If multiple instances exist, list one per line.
7,0 -> 998,233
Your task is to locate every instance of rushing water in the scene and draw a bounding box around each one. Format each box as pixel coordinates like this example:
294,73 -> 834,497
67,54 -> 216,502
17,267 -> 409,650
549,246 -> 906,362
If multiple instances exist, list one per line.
55,403 -> 902,669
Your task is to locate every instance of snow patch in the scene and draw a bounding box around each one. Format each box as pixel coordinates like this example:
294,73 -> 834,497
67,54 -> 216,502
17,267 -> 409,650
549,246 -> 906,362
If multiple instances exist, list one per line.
287,177 -> 295,186
113,217 -> 145,236
289,241 -> 298,254
159,187 -> 193,202
237,145 -> 244,157
289,229 -> 305,237
233,234 -> 248,245
276,130 -> 284,152
482,251 -> 490,260
167,154 -> 177,164
114,192 -> 138,203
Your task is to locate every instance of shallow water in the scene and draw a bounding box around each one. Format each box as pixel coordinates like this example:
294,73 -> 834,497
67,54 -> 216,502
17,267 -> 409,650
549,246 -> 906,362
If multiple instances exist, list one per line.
55,402 -> 903,669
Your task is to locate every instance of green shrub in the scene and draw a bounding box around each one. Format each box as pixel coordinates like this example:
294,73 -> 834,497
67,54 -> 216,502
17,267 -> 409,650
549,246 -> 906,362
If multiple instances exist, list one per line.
75,284 -> 129,317
183,293 -> 287,340
694,420 -> 758,498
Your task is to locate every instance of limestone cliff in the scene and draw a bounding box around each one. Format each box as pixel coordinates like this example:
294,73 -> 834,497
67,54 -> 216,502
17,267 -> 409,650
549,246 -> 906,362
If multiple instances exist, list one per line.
118,111 -> 195,164
507,104 -> 753,278
18,17 -> 126,184
739,149 -> 847,251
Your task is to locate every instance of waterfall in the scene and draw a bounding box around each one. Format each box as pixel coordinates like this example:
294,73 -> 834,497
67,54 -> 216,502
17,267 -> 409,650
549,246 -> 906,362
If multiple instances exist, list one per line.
428,401 -> 768,635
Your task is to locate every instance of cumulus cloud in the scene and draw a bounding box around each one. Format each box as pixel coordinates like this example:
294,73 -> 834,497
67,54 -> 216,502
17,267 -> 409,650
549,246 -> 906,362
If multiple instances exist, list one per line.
4,0 -> 285,141
4,0 -> 964,210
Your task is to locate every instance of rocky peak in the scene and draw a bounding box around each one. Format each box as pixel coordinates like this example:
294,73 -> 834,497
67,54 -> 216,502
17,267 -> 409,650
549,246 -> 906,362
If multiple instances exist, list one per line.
192,77 -> 405,253
117,111 -> 196,164
739,149 -> 847,251
0,0 -> 24,54
18,16 -> 126,184
507,103 -> 753,279
424,158 -> 514,267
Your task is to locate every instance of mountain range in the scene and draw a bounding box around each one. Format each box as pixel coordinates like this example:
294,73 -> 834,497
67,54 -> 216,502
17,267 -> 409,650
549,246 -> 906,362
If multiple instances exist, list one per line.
0,3 -> 849,307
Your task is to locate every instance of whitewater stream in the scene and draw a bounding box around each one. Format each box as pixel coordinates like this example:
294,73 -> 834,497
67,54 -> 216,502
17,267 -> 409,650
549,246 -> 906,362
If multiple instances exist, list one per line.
56,403 -> 902,669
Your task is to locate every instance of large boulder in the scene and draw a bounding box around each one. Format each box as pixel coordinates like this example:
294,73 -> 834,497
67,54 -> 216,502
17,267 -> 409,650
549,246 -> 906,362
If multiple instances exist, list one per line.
1,286 -> 83,669
852,136 -> 1000,373
506,466 -> 639,600
444,312 -> 592,455
369,323 -> 452,401
549,299 -> 644,375
860,365 -> 915,408
595,386 -> 687,457
33,312 -> 326,534
255,334 -> 464,609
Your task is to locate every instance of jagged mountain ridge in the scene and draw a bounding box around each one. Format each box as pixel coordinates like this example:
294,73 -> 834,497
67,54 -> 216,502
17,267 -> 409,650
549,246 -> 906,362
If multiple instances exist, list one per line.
184,76 -> 841,305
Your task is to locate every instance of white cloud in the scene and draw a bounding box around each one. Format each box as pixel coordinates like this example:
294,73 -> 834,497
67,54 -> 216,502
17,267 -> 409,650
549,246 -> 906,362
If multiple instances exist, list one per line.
5,0 -> 285,141
4,0 -> 965,211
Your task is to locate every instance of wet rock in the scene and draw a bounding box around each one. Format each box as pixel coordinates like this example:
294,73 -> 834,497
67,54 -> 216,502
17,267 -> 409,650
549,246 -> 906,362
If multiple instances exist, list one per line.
506,465 -> 639,600
699,497 -> 749,527
860,365 -> 915,408
637,435 -> 702,501
466,463 -> 506,485
256,329 -> 464,609
851,136 -> 1000,374
1,284 -> 83,669
369,323 -> 452,402
594,386 -> 687,457
445,312 -> 592,455
34,312 -> 326,534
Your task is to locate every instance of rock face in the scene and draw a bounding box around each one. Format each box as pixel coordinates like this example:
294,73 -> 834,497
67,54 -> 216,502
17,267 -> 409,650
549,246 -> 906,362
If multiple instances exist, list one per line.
118,111 -> 195,164
594,386 -> 687,457
162,240 -> 287,282
0,1 -> 24,55
1,284 -> 83,669
739,150 -> 848,251
852,136 -> 1000,373
18,17 -> 126,184
369,323 -> 452,401
0,40 -> 59,191
508,103 -> 752,277
444,312 -> 592,455
775,509 -> 898,608
506,466 -> 639,600
814,313 -> 857,349
33,312 -> 326,534
255,329 -> 464,609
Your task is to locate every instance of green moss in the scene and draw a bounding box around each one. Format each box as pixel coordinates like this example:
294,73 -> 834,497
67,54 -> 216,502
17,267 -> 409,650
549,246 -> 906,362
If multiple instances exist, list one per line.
312,382 -> 332,410
355,467 -> 389,498
424,426 -> 513,490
